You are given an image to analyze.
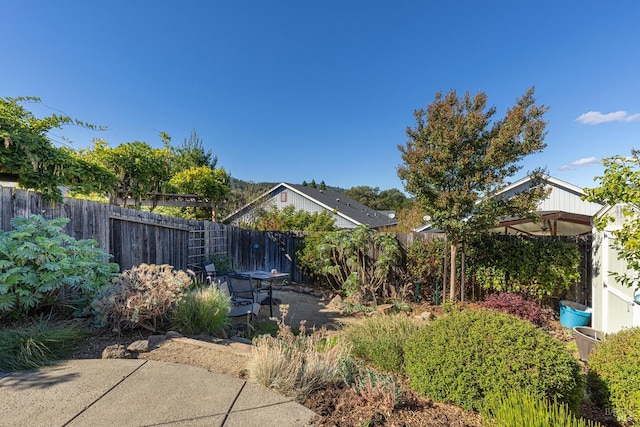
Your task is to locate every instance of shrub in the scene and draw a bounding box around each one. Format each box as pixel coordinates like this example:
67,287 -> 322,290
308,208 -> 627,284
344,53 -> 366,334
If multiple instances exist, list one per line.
478,292 -> 548,327
405,238 -> 445,299
339,356 -> 406,411
171,286 -> 230,336
342,314 -> 422,373
92,263 -> 192,332
482,389 -> 601,427
248,304 -> 351,398
587,327 -> 640,424
466,234 -> 582,299
296,226 -> 402,301
0,215 -> 119,319
404,309 -> 583,412
0,318 -> 90,371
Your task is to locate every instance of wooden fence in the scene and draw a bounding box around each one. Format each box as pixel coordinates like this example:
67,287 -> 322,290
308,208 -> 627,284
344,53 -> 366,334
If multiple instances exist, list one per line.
0,187 -> 308,279
0,187 -> 593,303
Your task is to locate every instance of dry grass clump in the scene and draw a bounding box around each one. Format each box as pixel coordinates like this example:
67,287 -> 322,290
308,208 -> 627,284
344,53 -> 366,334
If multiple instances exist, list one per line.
248,304 -> 351,398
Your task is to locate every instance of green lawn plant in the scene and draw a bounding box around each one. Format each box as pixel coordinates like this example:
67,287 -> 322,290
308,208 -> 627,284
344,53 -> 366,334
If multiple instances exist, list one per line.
0,215 -> 119,319
482,389 -> 602,427
0,317 -> 90,371
92,263 -> 192,333
404,309 -> 583,412
342,314 -> 421,373
171,285 -> 230,336
586,327 -> 640,424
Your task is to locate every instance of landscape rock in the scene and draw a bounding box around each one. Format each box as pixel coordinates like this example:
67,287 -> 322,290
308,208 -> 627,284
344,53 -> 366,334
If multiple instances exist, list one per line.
147,334 -> 167,348
102,344 -> 136,359
127,340 -> 150,353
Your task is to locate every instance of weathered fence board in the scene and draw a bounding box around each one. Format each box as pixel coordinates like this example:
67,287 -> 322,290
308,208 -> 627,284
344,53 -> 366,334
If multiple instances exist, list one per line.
0,187 -> 593,303
0,187 -> 305,277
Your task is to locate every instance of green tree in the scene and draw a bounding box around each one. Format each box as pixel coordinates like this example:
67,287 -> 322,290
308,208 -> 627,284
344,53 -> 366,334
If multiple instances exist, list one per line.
398,87 -> 548,301
344,186 -> 410,211
171,129 -> 217,174
584,150 -> 640,288
392,201 -> 428,232
377,189 -> 411,211
80,139 -> 172,208
0,96 -> 115,201
344,186 -> 380,208
169,166 -> 230,221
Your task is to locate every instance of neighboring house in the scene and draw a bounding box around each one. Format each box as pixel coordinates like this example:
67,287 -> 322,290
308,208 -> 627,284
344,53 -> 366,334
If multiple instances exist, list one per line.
223,182 -> 398,229
591,203 -> 640,333
416,175 -> 604,236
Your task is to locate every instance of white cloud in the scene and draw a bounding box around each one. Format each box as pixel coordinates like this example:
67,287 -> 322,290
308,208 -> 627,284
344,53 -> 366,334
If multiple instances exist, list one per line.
576,111 -> 640,125
559,156 -> 600,171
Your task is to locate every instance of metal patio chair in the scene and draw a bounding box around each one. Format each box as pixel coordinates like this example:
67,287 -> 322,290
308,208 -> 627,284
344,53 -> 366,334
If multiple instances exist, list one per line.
217,278 -> 260,331
227,273 -> 270,305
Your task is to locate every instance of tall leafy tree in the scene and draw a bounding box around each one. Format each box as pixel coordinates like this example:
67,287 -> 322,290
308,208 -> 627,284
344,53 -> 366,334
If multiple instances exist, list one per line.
171,129 -> 217,174
344,186 -> 410,211
80,139 -> 172,208
165,129 -> 231,221
344,186 -> 379,208
392,201 -> 428,233
584,150 -> 640,288
377,189 -> 411,211
0,96 -> 115,201
398,87 -> 549,301
169,166 -> 230,221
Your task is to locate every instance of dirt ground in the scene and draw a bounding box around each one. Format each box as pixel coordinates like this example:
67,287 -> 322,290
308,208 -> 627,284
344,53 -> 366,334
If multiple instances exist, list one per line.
139,288 -> 348,379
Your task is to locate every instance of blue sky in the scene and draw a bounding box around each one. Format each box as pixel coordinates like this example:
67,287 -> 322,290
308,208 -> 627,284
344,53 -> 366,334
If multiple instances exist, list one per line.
3,1 -> 639,192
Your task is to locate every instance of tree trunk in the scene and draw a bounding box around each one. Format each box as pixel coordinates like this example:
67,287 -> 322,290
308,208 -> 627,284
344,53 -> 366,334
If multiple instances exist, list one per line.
449,242 -> 457,302
461,245 -> 465,302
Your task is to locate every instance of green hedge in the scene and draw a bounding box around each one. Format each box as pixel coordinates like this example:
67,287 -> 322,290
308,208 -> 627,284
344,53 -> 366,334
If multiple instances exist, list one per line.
587,327 -> 640,424
404,309 -> 583,412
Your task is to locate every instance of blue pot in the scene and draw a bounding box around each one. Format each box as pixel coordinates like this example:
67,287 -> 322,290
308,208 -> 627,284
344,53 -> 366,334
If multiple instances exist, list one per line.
559,300 -> 591,328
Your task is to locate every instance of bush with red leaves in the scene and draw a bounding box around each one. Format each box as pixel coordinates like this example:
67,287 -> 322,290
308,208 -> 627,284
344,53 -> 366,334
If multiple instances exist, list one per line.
478,292 -> 548,327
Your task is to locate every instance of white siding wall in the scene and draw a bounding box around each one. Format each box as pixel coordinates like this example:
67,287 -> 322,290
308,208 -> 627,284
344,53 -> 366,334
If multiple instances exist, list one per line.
230,186 -> 358,229
500,181 -> 602,216
537,185 -> 602,216
592,204 -> 640,333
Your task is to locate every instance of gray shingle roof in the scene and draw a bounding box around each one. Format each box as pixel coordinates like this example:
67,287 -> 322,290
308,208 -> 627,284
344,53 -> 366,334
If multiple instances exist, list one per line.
285,183 -> 397,228
223,182 -> 398,229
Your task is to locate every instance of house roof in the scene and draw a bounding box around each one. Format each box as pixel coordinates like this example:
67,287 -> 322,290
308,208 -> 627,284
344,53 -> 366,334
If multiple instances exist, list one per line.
415,175 -> 604,236
224,182 -> 398,229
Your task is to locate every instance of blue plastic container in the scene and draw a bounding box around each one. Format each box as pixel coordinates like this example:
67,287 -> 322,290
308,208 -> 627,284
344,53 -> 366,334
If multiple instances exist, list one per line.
559,300 -> 591,328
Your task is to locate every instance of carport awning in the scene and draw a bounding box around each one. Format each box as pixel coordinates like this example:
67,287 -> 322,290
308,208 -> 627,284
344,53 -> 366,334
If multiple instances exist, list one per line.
487,211 -> 593,236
